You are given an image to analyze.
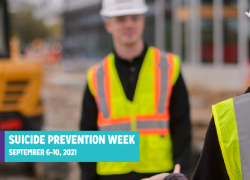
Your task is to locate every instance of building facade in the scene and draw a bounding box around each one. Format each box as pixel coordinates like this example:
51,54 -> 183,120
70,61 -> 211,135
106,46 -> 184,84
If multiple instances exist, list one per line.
36,0 -> 250,65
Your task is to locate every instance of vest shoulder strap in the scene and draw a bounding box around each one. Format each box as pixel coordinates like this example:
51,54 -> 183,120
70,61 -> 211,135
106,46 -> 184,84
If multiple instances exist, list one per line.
87,54 -> 113,96
153,47 -> 181,86
212,98 -> 242,180
87,65 -> 97,96
171,54 -> 181,85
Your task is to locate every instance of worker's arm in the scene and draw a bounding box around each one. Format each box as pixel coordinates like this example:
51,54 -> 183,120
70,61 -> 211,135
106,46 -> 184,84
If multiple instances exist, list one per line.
163,117 -> 229,180
192,117 -> 229,180
169,72 -> 191,176
79,84 -> 99,180
142,116 -> 229,180
165,89 -> 250,180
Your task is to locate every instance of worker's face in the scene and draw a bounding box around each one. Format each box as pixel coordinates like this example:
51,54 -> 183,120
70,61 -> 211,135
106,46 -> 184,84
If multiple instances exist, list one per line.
105,15 -> 145,46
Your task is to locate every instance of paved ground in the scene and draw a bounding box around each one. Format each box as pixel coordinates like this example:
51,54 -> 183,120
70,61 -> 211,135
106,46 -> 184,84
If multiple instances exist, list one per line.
42,63 -> 88,180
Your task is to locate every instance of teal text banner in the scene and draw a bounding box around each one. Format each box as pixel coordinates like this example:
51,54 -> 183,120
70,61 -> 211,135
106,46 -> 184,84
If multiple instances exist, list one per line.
4,131 -> 140,162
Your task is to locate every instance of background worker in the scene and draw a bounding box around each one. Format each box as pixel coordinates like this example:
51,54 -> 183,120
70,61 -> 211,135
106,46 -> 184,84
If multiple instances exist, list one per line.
79,0 -> 191,180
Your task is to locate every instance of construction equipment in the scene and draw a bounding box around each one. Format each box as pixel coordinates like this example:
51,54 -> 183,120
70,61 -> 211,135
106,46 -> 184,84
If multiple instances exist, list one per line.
0,1 -> 69,179
0,0 -> 43,130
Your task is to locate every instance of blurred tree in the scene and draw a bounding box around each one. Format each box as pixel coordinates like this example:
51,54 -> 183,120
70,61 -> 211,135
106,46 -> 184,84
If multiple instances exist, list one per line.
9,2 -> 61,46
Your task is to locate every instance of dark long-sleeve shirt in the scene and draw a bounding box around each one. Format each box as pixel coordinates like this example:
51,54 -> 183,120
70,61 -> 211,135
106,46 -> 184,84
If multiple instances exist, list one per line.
79,44 -> 191,180
191,117 -> 229,180
164,117 -> 229,180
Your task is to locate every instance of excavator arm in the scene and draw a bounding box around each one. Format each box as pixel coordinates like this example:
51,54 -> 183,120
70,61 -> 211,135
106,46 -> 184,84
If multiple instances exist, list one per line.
0,0 -> 9,58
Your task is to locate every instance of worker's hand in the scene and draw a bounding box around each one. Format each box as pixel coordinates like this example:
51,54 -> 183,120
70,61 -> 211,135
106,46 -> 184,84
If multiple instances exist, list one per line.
141,164 -> 180,180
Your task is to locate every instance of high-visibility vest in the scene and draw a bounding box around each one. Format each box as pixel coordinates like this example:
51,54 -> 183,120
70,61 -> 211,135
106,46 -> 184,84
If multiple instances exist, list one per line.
87,47 -> 181,175
212,93 -> 250,180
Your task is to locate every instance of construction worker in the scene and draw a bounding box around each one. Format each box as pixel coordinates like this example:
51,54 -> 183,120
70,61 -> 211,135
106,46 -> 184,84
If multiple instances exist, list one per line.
79,0 -> 191,179
144,88 -> 250,180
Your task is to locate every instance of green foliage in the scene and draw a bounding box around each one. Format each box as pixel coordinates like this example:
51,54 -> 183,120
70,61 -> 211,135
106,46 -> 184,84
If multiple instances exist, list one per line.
9,4 -> 60,45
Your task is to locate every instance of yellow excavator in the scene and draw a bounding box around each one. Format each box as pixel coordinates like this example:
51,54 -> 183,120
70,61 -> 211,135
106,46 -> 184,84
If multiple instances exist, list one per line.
0,1 -> 69,179
0,0 -> 43,130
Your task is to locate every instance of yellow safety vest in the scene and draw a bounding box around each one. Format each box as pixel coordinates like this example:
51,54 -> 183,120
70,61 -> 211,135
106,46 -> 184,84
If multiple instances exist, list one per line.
87,47 -> 181,175
212,93 -> 250,180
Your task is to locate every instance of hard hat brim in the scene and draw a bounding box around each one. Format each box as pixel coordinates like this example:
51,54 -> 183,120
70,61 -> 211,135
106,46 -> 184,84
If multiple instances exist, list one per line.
100,7 -> 149,17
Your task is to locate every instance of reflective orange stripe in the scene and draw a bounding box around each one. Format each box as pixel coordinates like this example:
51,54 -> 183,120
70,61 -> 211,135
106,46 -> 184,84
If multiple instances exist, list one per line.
136,114 -> 170,121
97,117 -> 131,126
139,129 -> 170,136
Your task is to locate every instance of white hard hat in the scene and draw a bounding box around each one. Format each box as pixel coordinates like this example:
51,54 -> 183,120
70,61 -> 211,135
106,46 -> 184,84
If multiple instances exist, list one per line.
100,0 -> 149,17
